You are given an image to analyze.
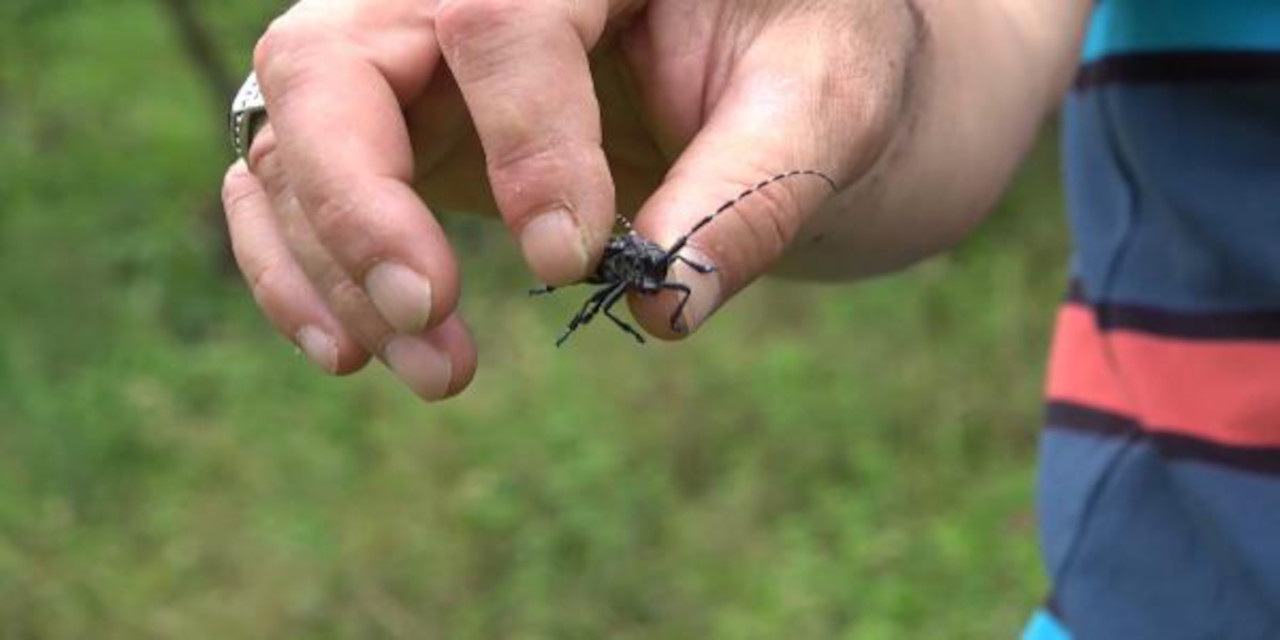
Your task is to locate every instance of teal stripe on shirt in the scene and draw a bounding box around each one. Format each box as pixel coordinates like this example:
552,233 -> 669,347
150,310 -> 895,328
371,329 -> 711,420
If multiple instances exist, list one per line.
1083,0 -> 1280,62
1022,610 -> 1072,640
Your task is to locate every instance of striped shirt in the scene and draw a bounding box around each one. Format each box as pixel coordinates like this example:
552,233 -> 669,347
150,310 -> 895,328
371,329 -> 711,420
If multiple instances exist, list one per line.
1025,1 -> 1280,638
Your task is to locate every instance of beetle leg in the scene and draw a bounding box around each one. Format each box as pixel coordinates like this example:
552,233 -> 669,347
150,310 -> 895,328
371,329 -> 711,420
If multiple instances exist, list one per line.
556,285 -> 616,347
661,282 -> 694,334
529,284 -> 558,296
600,286 -> 646,345
674,255 -> 716,274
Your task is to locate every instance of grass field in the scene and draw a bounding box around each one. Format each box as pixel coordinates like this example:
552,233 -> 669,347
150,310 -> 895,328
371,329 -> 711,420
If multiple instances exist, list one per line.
1,2 -> 1071,638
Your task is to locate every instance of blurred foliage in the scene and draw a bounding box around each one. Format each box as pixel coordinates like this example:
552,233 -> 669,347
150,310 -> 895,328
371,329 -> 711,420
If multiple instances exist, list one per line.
0,0 -> 1071,638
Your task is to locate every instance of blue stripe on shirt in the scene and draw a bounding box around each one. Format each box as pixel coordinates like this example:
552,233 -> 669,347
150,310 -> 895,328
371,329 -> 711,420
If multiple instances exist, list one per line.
1062,84 -> 1280,312
1036,430 -> 1280,638
1083,0 -> 1280,62
1022,609 -> 1072,640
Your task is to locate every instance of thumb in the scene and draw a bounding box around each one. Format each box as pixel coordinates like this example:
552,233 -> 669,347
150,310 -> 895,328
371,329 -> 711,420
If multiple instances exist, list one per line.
628,35 -> 906,339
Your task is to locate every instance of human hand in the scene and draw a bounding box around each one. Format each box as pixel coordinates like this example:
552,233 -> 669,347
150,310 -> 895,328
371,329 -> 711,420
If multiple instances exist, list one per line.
222,0 -> 922,400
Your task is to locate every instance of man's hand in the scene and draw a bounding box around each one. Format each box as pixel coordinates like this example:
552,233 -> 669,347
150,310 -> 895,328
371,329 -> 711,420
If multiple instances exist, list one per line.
222,0 -> 921,400
222,0 -> 1088,401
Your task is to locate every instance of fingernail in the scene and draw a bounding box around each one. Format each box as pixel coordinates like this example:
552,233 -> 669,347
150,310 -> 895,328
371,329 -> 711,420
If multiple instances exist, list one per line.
383,335 -> 453,402
520,209 -> 589,285
295,325 -> 338,374
365,262 -> 434,334
672,247 -> 721,334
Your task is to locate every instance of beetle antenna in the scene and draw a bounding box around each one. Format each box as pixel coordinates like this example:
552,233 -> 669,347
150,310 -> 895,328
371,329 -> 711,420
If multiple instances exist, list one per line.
667,170 -> 837,256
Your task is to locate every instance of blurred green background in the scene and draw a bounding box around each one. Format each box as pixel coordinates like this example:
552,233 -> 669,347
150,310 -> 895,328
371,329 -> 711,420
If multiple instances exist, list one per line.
0,1 -> 1071,638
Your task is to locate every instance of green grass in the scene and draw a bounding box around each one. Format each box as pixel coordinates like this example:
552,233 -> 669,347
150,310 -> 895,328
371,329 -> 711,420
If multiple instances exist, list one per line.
0,2 -> 1070,637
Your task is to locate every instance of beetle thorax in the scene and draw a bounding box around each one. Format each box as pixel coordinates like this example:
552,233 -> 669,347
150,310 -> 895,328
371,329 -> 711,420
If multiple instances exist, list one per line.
588,234 -> 671,291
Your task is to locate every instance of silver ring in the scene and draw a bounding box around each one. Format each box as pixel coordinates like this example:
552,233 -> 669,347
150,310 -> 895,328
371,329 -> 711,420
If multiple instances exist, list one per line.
229,72 -> 268,160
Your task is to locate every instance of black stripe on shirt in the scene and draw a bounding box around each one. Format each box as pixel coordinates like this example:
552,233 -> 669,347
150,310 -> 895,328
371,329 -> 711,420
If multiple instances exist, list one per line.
1045,401 -> 1135,438
1076,51 -> 1280,90
1096,304 -> 1280,341
1046,401 -> 1280,476
1064,282 -> 1280,341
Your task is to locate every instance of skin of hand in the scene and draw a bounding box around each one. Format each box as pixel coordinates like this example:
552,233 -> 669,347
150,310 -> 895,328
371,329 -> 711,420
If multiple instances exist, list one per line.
221,0 -> 1090,401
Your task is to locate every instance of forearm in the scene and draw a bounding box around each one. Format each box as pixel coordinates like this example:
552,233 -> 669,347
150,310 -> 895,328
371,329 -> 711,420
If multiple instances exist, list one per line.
777,0 -> 1092,280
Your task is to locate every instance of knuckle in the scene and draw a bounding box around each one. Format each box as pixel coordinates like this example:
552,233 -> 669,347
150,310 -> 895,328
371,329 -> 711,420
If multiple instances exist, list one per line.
323,277 -> 394,348
307,189 -> 364,243
740,180 -> 802,260
247,256 -> 293,313
486,138 -> 563,189
253,15 -> 301,74
438,0 -> 596,49
245,128 -> 278,175
253,13 -> 341,90
303,189 -> 382,271
221,167 -> 260,216
306,256 -> 356,303
435,0 -> 528,50
255,14 -> 312,69
325,275 -> 368,311
485,139 -> 602,220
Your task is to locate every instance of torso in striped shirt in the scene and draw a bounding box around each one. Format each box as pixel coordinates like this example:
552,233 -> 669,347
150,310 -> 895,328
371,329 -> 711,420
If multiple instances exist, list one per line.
1029,1 -> 1280,638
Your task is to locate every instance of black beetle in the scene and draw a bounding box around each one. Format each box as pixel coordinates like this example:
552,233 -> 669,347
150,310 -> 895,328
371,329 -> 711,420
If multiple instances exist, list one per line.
531,170 -> 837,347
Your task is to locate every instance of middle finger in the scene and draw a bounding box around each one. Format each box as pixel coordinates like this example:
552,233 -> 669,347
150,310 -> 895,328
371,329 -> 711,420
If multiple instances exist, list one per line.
434,0 -> 643,286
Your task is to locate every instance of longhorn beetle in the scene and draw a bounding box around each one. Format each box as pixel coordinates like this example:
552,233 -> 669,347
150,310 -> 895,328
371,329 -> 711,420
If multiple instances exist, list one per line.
531,170 -> 838,347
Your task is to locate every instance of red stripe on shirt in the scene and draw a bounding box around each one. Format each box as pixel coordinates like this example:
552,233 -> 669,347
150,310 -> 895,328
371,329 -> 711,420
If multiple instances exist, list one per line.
1046,304 -> 1134,417
1047,302 -> 1280,447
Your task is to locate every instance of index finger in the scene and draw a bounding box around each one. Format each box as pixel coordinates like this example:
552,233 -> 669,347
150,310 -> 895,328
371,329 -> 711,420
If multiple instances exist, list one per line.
434,0 -> 639,286
251,2 -> 460,335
